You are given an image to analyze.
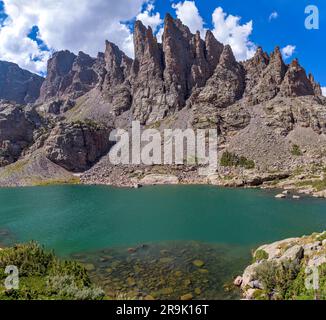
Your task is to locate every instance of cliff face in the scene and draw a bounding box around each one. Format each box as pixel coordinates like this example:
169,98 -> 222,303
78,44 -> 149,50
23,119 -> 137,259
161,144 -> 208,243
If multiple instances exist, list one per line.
32,15 -> 323,125
0,101 -> 43,166
0,14 -> 325,187
0,61 -> 44,104
37,51 -> 100,103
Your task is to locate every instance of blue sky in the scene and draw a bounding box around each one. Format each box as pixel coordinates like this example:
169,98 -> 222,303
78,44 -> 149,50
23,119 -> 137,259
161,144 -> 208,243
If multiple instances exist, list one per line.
0,0 -> 324,89
152,0 -> 325,85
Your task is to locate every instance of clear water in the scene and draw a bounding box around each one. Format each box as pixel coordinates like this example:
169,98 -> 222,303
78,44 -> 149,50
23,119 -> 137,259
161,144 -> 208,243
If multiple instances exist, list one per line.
0,185 -> 325,299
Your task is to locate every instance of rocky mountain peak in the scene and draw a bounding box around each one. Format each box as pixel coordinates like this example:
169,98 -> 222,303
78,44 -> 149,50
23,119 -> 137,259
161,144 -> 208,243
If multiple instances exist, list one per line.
280,58 -> 315,97
253,47 -> 270,65
205,30 -> 224,69
104,40 -> 132,85
133,20 -> 162,72
242,46 -> 288,104
308,73 -> 322,96
38,49 -> 100,103
219,45 -> 237,68
0,61 -> 44,105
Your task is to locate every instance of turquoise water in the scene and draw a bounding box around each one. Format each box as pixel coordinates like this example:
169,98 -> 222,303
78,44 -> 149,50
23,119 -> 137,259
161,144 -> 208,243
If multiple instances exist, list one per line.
0,185 -> 325,255
0,185 -> 325,299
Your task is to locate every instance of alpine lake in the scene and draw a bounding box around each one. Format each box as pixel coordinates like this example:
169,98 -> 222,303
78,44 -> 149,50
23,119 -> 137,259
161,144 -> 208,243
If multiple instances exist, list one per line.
0,185 -> 325,300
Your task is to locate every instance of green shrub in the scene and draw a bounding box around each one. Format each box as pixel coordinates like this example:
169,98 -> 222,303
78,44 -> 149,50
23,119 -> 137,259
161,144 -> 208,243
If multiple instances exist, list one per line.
255,260 -> 301,300
220,151 -> 255,169
291,144 -> 302,156
0,242 -> 104,300
254,250 -> 269,262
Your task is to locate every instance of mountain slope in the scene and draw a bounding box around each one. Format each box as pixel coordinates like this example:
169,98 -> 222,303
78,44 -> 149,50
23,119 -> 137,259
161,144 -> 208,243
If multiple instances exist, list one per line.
0,14 -> 325,193
0,61 -> 44,104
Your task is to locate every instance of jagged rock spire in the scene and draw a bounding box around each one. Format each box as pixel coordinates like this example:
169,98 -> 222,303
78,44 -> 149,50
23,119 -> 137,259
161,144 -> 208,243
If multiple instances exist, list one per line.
280,58 -> 315,97
308,73 -> 322,96
205,30 -> 224,70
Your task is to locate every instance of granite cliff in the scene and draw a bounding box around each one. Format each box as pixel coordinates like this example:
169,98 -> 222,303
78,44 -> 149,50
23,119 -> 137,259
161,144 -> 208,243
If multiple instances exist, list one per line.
0,14 -> 325,192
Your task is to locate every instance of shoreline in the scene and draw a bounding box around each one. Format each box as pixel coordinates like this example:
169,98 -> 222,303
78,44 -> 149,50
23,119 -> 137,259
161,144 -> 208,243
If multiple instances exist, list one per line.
1,173 -> 325,199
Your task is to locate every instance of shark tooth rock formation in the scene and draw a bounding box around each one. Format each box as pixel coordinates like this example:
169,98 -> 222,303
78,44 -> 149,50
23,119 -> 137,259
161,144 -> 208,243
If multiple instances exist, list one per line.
280,59 -> 315,97
0,14 -> 325,187
244,46 -> 287,104
131,16 -> 224,125
99,41 -> 133,116
131,21 -> 166,124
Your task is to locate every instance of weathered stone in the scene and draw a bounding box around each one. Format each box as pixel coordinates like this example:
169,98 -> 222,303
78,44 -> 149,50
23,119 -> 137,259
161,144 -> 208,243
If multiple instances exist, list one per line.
192,260 -> 205,268
180,293 -> 193,301
44,121 -> 112,172
0,61 -> 44,104
38,50 -> 99,103
234,276 -> 243,287
0,102 -> 42,166
280,59 -> 315,97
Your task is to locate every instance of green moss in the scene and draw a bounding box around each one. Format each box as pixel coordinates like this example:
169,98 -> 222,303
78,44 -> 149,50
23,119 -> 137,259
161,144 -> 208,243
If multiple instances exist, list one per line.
71,119 -> 105,131
317,232 -> 326,242
31,177 -> 81,187
311,177 -> 326,192
0,159 -> 29,179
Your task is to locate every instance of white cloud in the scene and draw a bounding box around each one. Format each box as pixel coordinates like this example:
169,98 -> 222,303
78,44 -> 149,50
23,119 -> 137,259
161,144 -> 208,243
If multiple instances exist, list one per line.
0,0 -> 258,74
136,3 -> 163,33
269,11 -> 279,21
322,87 -> 326,97
172,1 -> 206,36
281,45 -> 296,59
0,0 -> 148,73
211,7 -> 256,61
170,3 -> 255,61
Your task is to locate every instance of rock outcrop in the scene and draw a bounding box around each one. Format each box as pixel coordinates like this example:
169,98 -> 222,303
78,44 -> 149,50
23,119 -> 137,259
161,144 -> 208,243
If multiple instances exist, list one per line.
237,232 -> 326,300
131,16 -> 224,124
243,47 -> 287,104
44,121 -> 113,172
0,14 -> 325,187
280,59 -> 315,97
38,51 -> 100,103
0,61 -> 44,104
0,101 -> 43,166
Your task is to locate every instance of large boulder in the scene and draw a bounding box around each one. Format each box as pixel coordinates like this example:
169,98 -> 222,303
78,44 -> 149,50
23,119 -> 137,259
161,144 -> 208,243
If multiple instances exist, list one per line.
44,121 -> 113,172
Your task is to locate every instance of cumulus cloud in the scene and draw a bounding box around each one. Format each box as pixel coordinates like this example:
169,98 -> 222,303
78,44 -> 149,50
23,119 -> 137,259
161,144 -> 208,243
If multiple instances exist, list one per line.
171,2 -> 255,61
0,0 -> 148,73
172,1 -> 206,36
269,11 -> 279,21
136,2 -> 163,33
281,45 -> 296,59
211,7 -> 256,61
0,0 -> 257,74
322,87 -> 326,97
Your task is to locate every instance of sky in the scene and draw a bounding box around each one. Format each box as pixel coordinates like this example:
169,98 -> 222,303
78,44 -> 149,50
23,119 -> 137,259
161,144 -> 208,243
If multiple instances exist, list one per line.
0,0 -> 325,94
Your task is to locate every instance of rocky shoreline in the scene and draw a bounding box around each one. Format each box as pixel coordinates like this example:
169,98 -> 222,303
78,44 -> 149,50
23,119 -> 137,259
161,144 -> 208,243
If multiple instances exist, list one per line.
79,163 -> 326,199
1,160 -> 325,200
234,232 -> 326,300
